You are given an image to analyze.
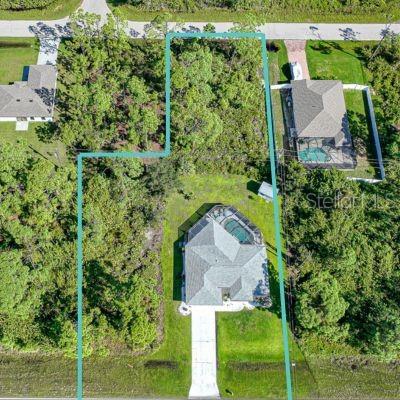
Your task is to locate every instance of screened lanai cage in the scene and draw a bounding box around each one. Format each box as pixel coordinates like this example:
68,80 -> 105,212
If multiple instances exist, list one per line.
186,205 -> 263,245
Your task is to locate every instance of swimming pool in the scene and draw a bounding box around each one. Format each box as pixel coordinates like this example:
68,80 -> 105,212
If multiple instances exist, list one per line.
224,219 -> 253,244
298,147 -> 330,163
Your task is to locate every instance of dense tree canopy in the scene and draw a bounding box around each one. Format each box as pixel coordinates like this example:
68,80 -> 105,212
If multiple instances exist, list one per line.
362,33 -> 400,158
123,0 -> 398,16
57,13 -> 268,178
82,158 -> 168,354
284,161 -> 400,360
57,11 -> 163,151
171,38 -> 268,177
0,142 -> 76,352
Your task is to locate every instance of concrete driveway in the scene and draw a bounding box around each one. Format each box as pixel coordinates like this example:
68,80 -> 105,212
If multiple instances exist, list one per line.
189,307 -> 220,399
284,40 -> 310,79
37,37 -> 60,65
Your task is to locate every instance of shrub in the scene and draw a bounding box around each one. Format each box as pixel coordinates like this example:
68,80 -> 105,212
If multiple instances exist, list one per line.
0,0 -> 55,10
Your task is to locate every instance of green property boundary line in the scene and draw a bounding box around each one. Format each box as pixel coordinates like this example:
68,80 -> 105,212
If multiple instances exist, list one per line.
76,31 -> 293,400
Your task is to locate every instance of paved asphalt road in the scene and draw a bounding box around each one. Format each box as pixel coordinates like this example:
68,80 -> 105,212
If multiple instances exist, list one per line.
1,19 -> 400,40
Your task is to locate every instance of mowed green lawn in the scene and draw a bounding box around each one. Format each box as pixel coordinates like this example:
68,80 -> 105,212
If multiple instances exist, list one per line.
0,38 -> 38,84
306,40 -> 369,84
268,41 -> 290,85
0,123 -> 67,166
164,174 -> 304,398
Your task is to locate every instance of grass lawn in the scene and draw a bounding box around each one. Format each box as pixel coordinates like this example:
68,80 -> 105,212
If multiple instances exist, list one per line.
0,38 -> 38,84
106,3 -> 400,23
0,353 -> 75,396
271,90 -> 285,152
0,0 -> 81,20
84,173 -> 303,398
268,40 -> 290,85
306,40 -> 371,84
0,123 -> 67,166
268,42 -> 288,154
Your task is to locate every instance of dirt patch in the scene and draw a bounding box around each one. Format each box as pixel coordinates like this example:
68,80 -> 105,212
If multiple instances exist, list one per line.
144,360 -> 178,369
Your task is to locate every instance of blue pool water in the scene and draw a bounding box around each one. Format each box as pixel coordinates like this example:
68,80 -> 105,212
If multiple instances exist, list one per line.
298,147 -> 329,163
224,219 -> 253,244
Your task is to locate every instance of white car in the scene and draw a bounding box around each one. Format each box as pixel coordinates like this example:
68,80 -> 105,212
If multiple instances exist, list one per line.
290,61 -> 303,80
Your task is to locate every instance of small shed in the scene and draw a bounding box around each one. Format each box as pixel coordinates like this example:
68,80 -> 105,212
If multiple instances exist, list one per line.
258,182 -> 276,202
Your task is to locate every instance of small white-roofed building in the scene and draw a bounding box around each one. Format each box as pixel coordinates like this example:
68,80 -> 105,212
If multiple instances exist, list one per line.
258,181 -> 276,202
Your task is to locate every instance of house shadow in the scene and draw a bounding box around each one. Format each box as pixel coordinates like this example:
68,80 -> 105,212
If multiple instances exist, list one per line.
173,202 -> 220,301
264,259 -> 283,317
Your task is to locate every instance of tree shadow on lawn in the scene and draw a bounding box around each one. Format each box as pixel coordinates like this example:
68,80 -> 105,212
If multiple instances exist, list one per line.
280,62 -> 292,83
311,40 -> 366,63
173,202 -> 220,301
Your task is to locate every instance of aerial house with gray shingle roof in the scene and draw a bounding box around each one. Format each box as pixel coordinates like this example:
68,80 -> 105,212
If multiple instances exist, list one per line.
0,65 -> 57,130
183,205 -> 271,307
291,79 -> 356,169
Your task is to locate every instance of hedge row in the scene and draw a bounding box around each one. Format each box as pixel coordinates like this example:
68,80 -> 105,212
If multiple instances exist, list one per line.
0,0 -> 55,10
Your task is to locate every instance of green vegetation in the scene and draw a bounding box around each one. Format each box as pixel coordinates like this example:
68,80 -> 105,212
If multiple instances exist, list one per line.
0,123 -> 66,165
0,38 -> 66,166
306,40 -> 369,84
83,173 -> 295,397
0,38 -> 38,84
0,0 -> 81,19
2,10 -> 400,398
268,40 -> 289,85
361,33 -> 400,158
345,90 -> 379,179
0,353 -> 75,397
0,142 -> 76,353
218,310 -> 296,398
271,91 -> 285,151
57,13 -> 269,177
170,36 -> 267,177
284,162 -> 400,360
0,0 -> 55,10
57,14 -> 163,151
275,36 -> 400,398
108,1 -> 400,23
